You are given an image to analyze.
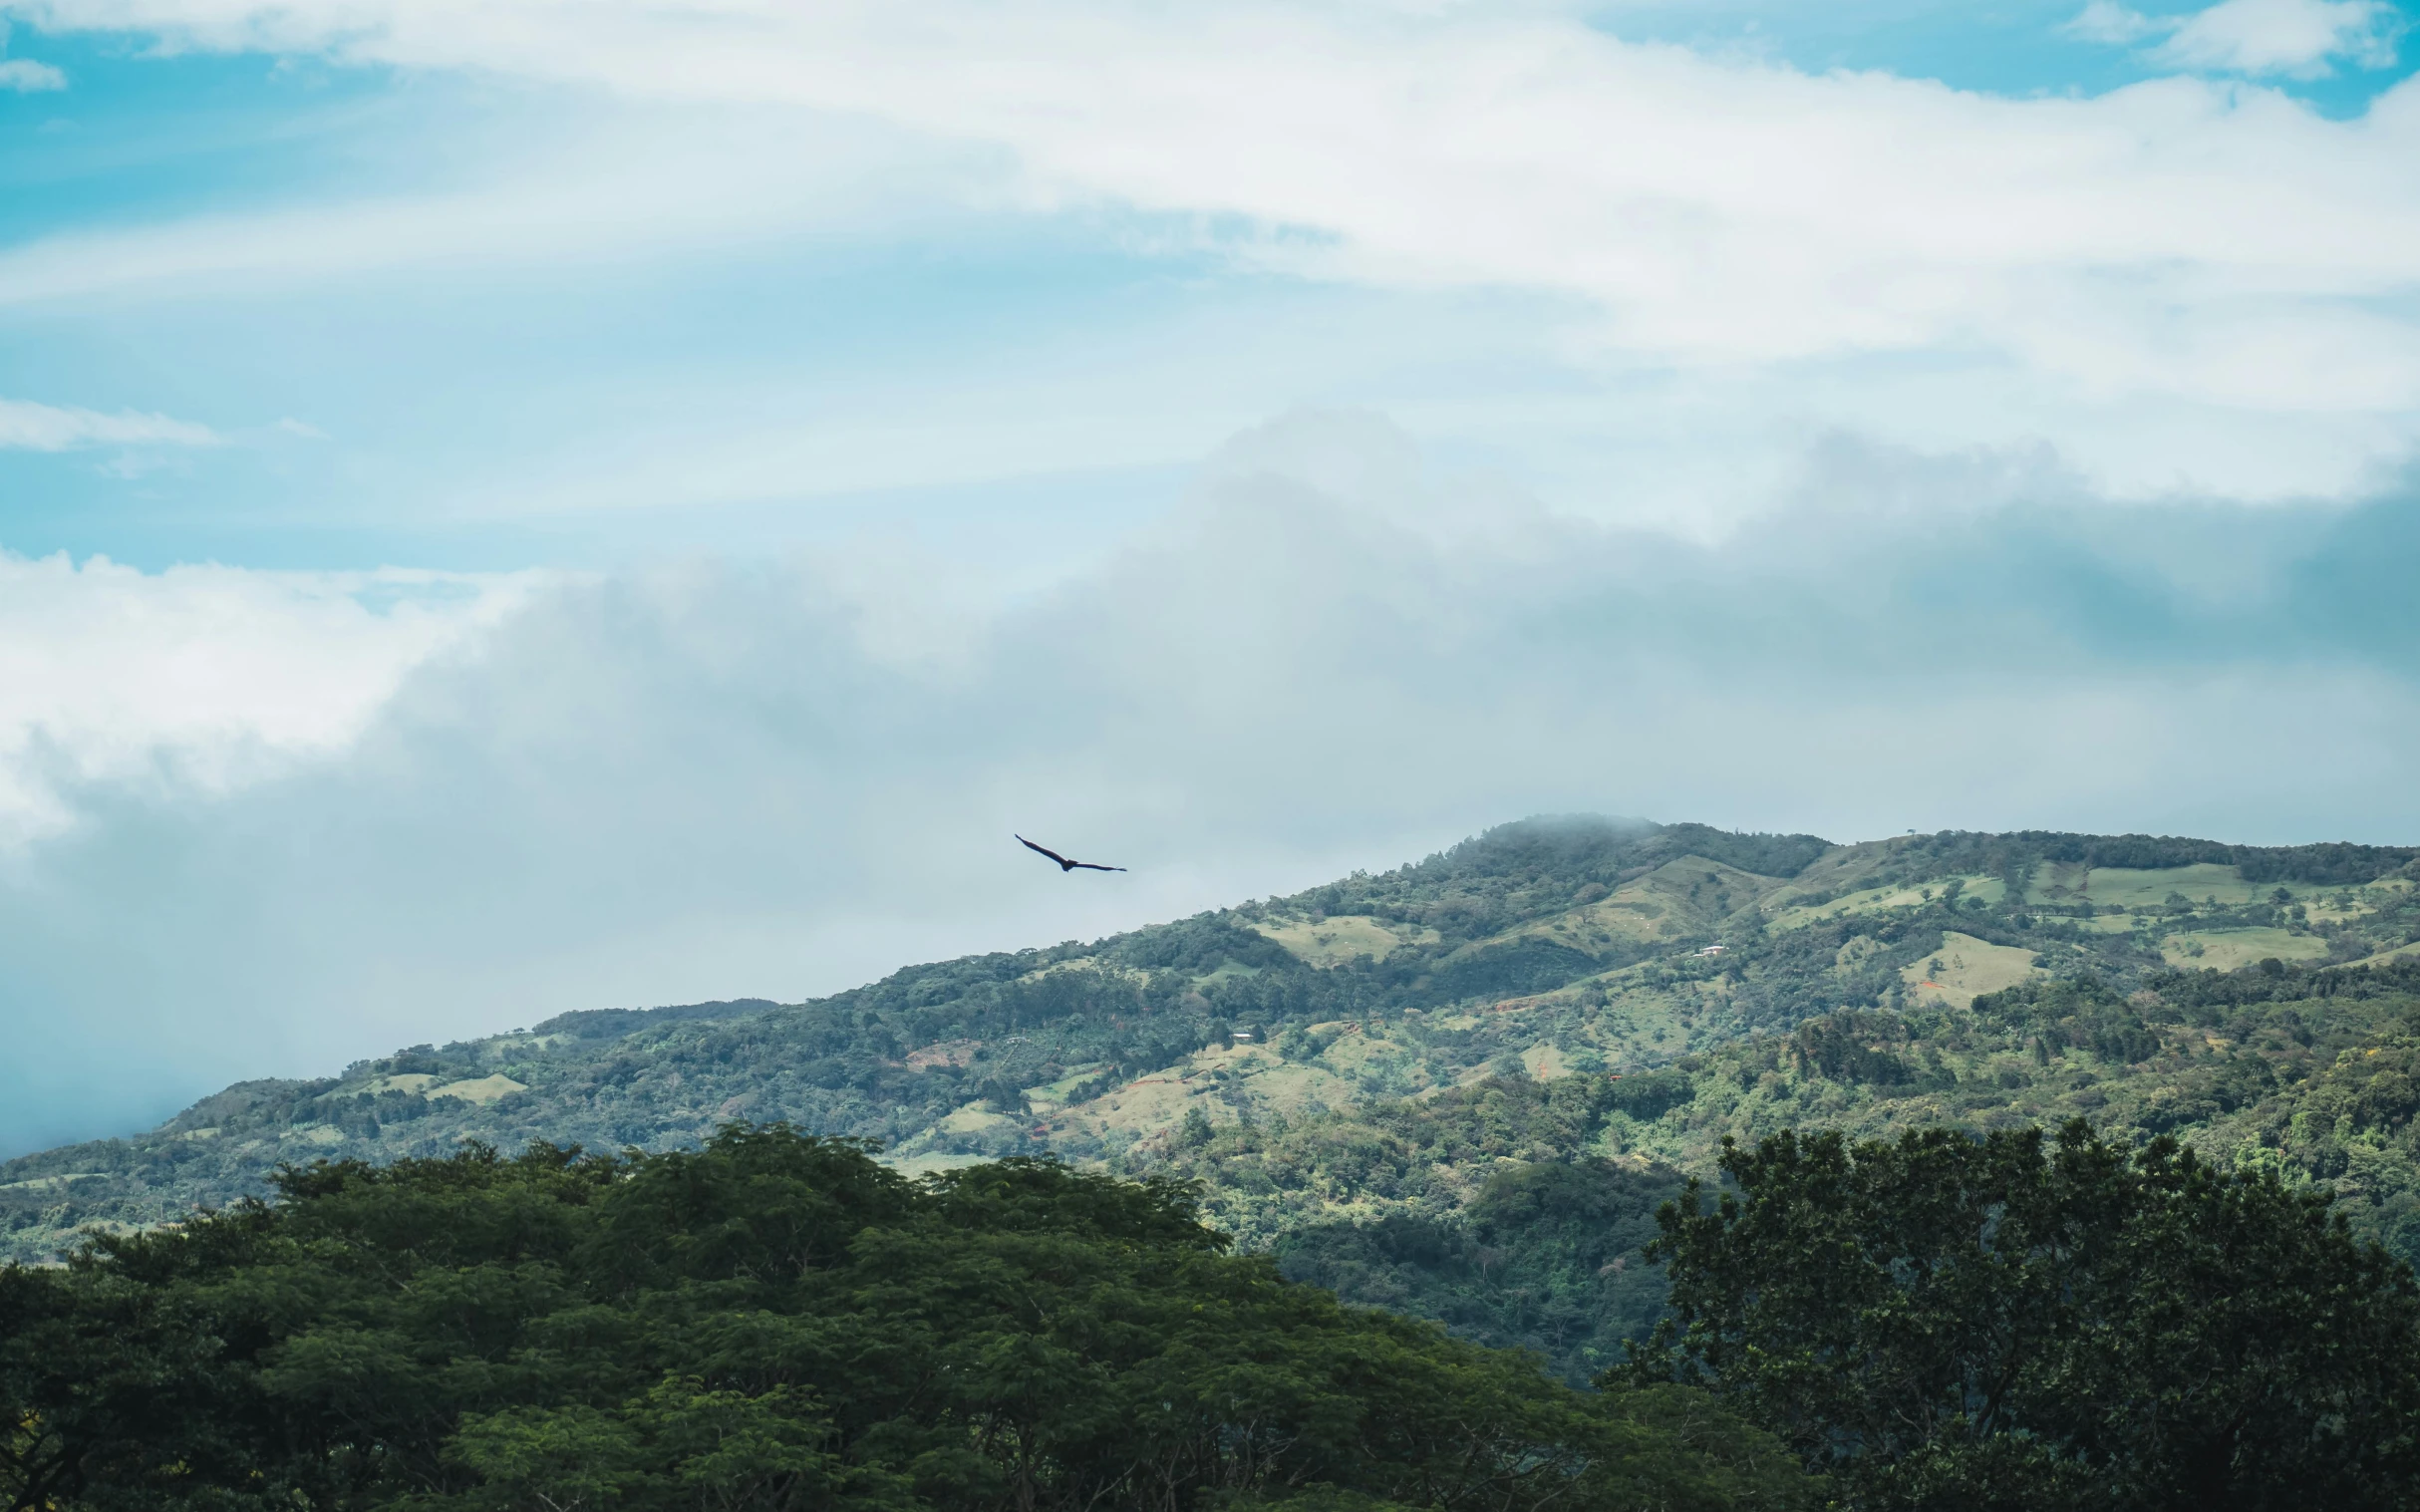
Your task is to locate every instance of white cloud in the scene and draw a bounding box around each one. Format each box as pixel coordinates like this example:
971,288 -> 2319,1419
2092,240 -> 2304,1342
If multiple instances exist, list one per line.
7,1 -> 2420,416
2063,1 -> 2174,44
0,550 -> 542,847
1,413 -> 2417,1152
0,397 -> 217,449
2066,0 -> 2403,75
2159,0 -> 2402,75
0,2 -> 2416,515
0,56 -> 63,90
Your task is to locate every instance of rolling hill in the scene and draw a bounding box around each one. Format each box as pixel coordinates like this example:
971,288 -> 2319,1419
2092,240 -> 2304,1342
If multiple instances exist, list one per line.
8,815 -> 2420,1376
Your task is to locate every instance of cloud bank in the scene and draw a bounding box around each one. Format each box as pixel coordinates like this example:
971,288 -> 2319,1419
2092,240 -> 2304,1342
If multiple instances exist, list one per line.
9,0 -> 2420,506
0,552 -> 537,846
2159,0 -> 2403,76
2,413 -> 2416,1155
2070,0 -> 2405,75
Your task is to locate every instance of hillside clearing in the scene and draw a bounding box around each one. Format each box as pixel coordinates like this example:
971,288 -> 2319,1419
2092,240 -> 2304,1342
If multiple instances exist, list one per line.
1901,932 -> 2041,1009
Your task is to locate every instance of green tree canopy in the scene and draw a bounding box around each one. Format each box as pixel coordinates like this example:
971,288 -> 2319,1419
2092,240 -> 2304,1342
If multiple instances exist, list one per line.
3,1124 -> 1810,1512
1629,1119 -> 2420,1510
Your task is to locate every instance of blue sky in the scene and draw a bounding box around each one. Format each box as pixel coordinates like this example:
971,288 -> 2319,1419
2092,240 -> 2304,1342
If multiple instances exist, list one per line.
1606,0 -> 2414,109
3,0 -> 2420,1153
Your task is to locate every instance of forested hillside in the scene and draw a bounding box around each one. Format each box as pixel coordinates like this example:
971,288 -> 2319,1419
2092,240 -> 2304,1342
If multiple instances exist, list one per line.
1148,956 -> 2420,1380
8,1116 -> 2411,1509
0,1127 -> 1820,1511
9,815 -> 2420,1372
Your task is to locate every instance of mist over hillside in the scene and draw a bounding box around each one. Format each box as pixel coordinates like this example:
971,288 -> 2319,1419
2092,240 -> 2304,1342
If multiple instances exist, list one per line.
12,813 -> 2420,1356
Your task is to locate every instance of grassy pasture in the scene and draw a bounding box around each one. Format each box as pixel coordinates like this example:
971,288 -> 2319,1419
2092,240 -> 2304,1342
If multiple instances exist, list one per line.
1901,931 -> 2042,1009
2159,927 -> 2331,970
2057,863 -> 2316,908
1519,1042 -> 1578,1078
0,1173 -> 100,1192
936,1103 -> 1018,1135
1255,913 -> 1435,966
427,1073 -> 526,1105
1021,1061 -> 1112,1110
1481,856 -> 1784,958
1771,874 -> 2004,930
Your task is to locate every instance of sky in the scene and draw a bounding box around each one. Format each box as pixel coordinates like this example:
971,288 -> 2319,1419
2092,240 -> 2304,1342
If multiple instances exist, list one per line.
2,0 -> 2419,1154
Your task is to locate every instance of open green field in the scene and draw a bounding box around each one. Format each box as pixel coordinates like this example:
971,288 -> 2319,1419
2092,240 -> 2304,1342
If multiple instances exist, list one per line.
2031,861 -> 2375,910
1901,931 -> 2041,1008
2159,927 -> 2332,970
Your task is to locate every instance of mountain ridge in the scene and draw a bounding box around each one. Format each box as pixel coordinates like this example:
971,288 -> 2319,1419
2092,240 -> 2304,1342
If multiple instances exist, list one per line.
8,815 -> 2420,1301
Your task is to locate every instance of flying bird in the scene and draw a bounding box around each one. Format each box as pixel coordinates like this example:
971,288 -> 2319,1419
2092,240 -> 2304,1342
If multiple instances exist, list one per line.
1017,835 -> 1126,873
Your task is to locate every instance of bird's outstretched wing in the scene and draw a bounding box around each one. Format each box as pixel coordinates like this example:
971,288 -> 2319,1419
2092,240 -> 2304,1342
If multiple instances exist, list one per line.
1019,834 -> 1126,873
1017,834 -> 1073,868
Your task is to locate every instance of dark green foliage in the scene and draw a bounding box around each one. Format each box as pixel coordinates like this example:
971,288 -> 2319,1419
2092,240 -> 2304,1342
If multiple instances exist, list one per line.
1890,831 -> 2420,888
2236,841 -> 2420,885
1788,1015 -> 1918,1085
1423,941 -> 1605,1004
2147,955 -> 2420,1010
1153,1073 -> 1645,1233
1645,826 -> 1833,881
534,999 -> 786,1040
1607,1070 -> 1694,1121
1971,978 -> 2159,1065
0,1126 -> 1815,1512
1400,815 -> 1662,889
1104,917 -> 1299,976
1145,1076 -> 1682,1381
1290,816 -> 1821,942
1632,1121 -> 2420,1510
1276,1158 -> 1684,1383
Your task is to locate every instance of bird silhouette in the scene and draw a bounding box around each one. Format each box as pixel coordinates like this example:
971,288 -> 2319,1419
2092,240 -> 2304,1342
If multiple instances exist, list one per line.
1017,835 -> 1126,873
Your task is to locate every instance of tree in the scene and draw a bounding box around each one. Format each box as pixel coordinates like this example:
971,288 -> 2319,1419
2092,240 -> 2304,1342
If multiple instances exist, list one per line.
1629,1120 -> 2420,1510
6,1126 -> 1815,1511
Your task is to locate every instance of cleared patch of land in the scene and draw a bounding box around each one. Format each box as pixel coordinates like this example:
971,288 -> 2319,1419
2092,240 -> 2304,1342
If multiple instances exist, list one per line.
937,1105 -> 1017,1136
0,1173 -> 101,1192
428,1074 -> 527,1105
1483,857 -> 1784,958
2348,940 -> 2420,969
1023,1062 -> 1111,1110
1520,1043 -> 1577,1079
2051,863 -> 2319,909
1902,932 -> 2041,1009
1771,875 -> 2004,931
1255,914 -> 1436,967
2160,928 -> 2331,970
